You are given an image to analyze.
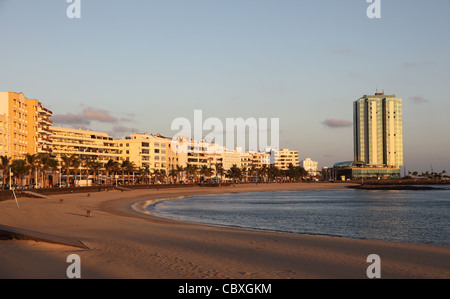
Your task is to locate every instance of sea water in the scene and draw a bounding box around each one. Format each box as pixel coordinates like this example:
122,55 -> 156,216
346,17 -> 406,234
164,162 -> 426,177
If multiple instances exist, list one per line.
147,187 -> 450,246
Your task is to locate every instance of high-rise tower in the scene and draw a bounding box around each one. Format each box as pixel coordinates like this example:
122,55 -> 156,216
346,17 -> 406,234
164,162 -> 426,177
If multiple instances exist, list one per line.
353,92 -> 403,168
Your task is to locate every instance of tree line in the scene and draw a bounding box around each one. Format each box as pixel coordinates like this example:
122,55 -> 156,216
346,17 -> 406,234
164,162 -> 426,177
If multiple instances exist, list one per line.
0,153 -> 309,189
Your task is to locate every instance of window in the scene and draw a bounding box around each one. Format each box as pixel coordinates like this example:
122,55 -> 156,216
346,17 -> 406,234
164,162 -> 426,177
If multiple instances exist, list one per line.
142,142 -> 149,147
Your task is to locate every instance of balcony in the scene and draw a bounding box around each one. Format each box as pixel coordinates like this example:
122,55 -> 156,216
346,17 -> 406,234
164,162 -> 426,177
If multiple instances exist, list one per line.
38,106 -> 53,117
39,117 -> 53,126
38,126 -> 53,135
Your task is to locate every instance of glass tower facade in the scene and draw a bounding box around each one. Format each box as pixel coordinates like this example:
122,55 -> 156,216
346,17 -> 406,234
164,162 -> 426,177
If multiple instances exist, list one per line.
353,93 -> 403,168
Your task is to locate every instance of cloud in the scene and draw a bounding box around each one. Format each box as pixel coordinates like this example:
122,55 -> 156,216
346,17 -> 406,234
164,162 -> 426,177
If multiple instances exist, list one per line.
409,96 -> 429,104
52,107 -> 118,125
333,48 -> 352,54
51,113 -> 86,125
107,126 -> 141,138
401,61 -> 436,69
111,126 -> 140,133
82,107 -> 117,123
401,62 -> 416,69
321,118 -> 352,128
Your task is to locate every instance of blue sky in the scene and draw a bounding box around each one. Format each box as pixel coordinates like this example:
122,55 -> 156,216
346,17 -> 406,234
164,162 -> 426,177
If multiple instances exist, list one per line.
1,0 -> 449,172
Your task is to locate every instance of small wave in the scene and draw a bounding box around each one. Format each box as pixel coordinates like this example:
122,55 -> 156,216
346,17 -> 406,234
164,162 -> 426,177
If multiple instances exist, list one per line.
131,196 -> 186,215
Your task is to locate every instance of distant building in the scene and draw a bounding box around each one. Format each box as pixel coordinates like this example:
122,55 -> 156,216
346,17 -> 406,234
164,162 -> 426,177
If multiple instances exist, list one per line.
268,148 -> 299,170
302,158 -> 319,176
323,161 -> 401,181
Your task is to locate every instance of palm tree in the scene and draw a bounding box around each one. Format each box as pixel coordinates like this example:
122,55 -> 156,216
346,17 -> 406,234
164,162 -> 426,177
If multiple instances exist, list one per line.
61,154 -> 80,184
143,165 -> 151,184
60,154 -> 73,185
71,155 -> 81,186
191,164 -> 199,182
249,165 -> 257,183
120,160 -> 135,184
89,161 -> 102,185
199,165 -> 213,182
286,163 -> 295,182
11,159 -> 29,187
46,156 -> 59,187
259,164 -> 268,183
176,165 -> 184,183
168,168 -> 178,183
214,162 -> 225,184
184,164 -> 194,183
37,153 -> 53,187
82,157 -> 94,186
105,159 -> 120,185
125,161 -> 136,184
227,164 -> 242,185
25,153 -> 39,187
135,167 -> 147,184
268,165 -> 279,182
0,155 -> 11,189
153,169 -> 166,183
240,166 -> 248,182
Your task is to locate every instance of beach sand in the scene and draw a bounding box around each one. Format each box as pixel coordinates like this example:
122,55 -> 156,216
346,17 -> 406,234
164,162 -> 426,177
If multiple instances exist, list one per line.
1,183 -> 449,279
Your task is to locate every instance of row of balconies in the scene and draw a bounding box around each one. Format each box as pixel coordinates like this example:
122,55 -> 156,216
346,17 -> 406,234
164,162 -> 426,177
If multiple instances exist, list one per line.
51,141 -> 120,151
52,149 -> 121,157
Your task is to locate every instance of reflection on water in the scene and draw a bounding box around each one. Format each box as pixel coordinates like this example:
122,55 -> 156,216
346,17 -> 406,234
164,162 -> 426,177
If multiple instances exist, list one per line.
148,188 -> 450,246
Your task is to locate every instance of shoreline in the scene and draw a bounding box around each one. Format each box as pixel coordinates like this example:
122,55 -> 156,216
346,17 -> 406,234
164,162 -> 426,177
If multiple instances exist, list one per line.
134,187 -> 450,247
1,182 -> 450,279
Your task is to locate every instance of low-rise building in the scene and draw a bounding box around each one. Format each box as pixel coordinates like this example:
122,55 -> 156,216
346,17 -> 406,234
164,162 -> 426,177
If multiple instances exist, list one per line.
322,161 -> 401,181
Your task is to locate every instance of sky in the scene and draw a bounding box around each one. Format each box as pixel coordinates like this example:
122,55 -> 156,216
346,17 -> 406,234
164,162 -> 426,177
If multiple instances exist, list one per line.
0,0 -> 449,172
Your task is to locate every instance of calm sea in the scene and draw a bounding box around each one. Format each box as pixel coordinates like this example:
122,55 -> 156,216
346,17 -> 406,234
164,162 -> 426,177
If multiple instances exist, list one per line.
147,186 -> 450,246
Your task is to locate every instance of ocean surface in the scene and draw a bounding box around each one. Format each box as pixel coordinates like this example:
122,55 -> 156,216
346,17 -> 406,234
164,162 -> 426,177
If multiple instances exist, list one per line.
147,186 -> 450,246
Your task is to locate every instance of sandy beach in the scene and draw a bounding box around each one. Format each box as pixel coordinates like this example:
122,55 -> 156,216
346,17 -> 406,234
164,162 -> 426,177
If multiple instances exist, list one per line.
1,182 -> 449,279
